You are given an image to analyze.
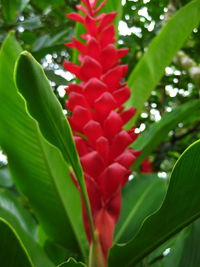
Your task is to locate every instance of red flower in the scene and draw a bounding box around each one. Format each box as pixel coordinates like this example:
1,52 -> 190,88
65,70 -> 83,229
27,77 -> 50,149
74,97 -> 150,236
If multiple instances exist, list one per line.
63,0 -> 144,261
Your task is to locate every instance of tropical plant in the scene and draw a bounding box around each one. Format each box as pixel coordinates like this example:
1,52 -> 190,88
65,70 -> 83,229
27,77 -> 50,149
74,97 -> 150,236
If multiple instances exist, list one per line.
0,0 -> 200,266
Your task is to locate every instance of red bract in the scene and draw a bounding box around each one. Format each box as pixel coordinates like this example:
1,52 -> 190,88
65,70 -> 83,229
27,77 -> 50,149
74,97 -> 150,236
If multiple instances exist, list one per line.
64,0 -> 142,262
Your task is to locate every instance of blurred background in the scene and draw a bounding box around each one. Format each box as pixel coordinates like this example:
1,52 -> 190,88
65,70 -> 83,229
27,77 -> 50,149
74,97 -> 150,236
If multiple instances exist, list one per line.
0,0 -> 200,178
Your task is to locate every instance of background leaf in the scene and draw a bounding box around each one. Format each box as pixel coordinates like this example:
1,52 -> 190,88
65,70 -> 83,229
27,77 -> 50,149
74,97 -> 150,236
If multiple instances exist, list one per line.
132,99 -> 200,168
45,70 -> 68,86
0,0 -> 30,23
125,0 -> 200,126
109,139 -> 200,266
0,167 -> 13,188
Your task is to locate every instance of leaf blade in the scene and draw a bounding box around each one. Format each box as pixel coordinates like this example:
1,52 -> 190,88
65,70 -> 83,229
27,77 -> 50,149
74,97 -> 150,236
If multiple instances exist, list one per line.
132,99 -> 200,168
0,190 -> 55,267
1,0 -> 30,23
115,174 -> 167,243
14,49 -> 93,247
109,139 -> 200,266
126,0 -> 200,126
0,32 -> 88,258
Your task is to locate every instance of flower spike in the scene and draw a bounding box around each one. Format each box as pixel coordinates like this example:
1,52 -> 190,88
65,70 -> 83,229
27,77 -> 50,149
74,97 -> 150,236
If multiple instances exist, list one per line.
63,0 -> 152,264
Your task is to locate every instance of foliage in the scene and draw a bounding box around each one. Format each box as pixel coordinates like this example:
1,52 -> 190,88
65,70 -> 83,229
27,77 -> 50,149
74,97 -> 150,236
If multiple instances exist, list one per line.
0,0 -> 200,266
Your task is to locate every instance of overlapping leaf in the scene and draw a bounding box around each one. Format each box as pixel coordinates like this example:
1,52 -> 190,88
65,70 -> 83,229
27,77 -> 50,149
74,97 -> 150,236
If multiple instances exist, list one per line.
15,50 -> 94,243
0,32 -> 88,258
163,219 -> 200,267
115,174 -> 167,243
109,139 -> 200,266
0,190 -> 55,267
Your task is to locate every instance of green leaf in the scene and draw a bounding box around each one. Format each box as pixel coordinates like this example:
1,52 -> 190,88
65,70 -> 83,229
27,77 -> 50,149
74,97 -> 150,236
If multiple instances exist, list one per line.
126,0 -> 200,126
163,218 -> 200,267
15,50 -> 94,243
18,16 -> 42,30
109,139 -> 200,266
32,30 -> 69,52
0,190 -> 55,267
0,32 -> 88,258
1,0 -> 30,23
37,225 -> 71,265
57,258 -> 86,267
15,51 -> 79,171
45,70 -> 68,86
147,232 -> 183,266
0,220 -> 32,267
132,100 -> 200,168
30,0 -> 65,10
0,167 -> 13,188
115,174 -> 167,243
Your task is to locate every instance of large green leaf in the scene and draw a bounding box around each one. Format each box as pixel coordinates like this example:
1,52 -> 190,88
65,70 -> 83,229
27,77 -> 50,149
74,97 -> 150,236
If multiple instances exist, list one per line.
108,139 -> 200,266
162,218 -> 200,267
15,50 -> 94,242
1,0 -> 30,23
15,51 -> 80,175
0,32 -> 88,258
126,0 -> 200,126
0,190 -> 55,267
115,174 -> 167,243
132,99 -> 200,168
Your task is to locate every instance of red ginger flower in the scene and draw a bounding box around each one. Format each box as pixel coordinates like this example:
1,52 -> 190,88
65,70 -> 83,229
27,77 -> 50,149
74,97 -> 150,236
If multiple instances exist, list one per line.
64,0 -> 141,261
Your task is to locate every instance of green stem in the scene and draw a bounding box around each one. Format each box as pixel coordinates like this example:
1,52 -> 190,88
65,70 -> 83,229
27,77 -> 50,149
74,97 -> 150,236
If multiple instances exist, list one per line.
88,231 -> 107,267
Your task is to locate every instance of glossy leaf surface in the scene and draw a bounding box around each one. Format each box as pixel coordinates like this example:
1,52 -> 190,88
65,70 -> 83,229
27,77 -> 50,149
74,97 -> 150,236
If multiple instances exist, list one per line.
109,139 -> 200,266
0,32 -> 87,258
15,51 -> 82,182
163,219 -> 200,267
115,174 -> 167,242
15,51 -> 93,242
